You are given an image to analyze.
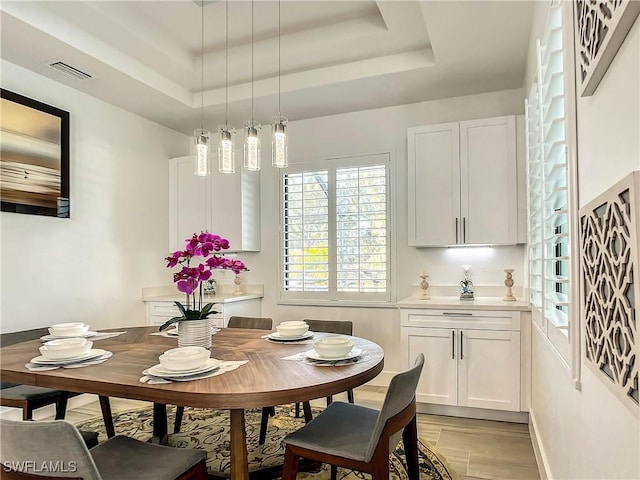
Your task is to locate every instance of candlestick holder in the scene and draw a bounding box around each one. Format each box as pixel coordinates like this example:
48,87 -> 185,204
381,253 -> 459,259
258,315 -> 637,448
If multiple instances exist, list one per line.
503,268 -> 516,301
419,272 -> 430,300
233,273 -> 245,296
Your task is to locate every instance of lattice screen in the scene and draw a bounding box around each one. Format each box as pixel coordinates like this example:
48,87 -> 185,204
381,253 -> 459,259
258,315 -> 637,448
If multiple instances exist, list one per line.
580,172 -> 639,415
575,0 -> 640,96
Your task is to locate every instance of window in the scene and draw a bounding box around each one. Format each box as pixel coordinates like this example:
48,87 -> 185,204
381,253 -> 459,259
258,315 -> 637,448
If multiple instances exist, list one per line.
280,153 -> 391,303
525,1 -> 579,381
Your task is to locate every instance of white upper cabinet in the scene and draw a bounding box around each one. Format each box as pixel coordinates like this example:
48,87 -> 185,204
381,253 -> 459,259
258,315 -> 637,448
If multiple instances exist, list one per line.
408,115 -> 518,246
169,156 -> 261,252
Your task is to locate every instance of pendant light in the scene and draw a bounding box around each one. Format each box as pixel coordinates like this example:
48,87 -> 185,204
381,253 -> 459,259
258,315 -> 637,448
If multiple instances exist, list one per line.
218,0 -> 236,174
244,0 -> 261,172
194,0 -> 210,176
271,0 -> 288,168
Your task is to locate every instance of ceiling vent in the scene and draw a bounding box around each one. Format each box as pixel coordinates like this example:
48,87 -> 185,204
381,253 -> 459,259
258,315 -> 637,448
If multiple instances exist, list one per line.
49,61 -> 92,80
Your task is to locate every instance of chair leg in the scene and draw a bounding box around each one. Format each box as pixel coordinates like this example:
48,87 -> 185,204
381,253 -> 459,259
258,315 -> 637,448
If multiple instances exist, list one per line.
55,392 -> 70,420
294,402 -> 301,418
325,395 -> 333,406
347,389 -> 355,404
282,447 -> 300,480
330,465 -> 338,480
302,401 -> 313,423
259,407 -> 270,445
98,396 -> 115,438
174,406 -> 185,434
23,405 -> 33,421
402,415 -> 420,480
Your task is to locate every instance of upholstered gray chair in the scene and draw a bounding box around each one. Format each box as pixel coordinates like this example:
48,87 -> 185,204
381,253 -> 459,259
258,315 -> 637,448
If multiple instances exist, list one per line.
282,353 -> 425,480
301,319 -> 355,408
173,316 -> 274,439
0,328 -> 115,445
0,418 -> 208,480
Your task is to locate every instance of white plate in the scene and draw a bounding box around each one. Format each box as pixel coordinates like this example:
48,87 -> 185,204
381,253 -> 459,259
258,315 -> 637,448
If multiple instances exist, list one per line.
31,349 -> 106,365
145,358 -> 222,378
40,331 -> 98,341
267,331 -> 314,342
305,347 -> 362,362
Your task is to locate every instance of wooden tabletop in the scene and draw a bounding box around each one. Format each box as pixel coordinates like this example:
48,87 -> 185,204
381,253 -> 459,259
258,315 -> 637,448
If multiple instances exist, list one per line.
0,327 -> 385,409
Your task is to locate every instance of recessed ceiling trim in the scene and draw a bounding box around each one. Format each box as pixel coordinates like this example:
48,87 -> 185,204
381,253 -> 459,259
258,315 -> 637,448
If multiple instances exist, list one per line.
49,61 -> 92,80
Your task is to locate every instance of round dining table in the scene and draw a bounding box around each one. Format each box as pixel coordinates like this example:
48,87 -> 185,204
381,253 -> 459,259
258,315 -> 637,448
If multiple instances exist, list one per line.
0,326 -> 384,480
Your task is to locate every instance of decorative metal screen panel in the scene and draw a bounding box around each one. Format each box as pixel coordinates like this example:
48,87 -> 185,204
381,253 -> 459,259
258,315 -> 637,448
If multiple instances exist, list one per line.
580,171 -> 639,415
575,0 -> 640,96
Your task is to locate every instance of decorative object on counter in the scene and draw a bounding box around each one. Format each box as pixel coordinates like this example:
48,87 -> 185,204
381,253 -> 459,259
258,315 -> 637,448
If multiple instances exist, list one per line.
203,278 -> 217,295
459,265 -> 475,300
419,270 -> 430,300
162,232 -> 249,348
503,269 -> 516,301
233,273 -> 245,295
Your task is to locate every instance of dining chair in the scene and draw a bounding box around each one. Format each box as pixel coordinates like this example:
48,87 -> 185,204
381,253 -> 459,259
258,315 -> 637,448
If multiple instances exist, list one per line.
0,328 -> 116,442
282,353 -> 425,480
0,418 -> 208,480
173,316 -> 274,438
296,319 -> 355,415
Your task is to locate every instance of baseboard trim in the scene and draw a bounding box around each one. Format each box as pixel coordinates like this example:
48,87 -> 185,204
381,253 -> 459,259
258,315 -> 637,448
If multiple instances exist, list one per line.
417,403 -> 529,423
529,409 -> 551,480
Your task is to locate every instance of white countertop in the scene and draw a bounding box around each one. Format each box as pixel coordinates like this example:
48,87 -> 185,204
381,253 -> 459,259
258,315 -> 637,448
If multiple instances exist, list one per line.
397,295 -> 531,311
143,293 -> 262,304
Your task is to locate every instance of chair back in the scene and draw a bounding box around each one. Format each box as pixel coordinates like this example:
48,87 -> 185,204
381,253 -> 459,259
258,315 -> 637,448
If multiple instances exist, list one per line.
1,328 -> 49,347
227,316 -> 273,330
0,419 -> 100,480
303,319 -> 352,336
364,353 -> 425,461
1,328 -> 49,390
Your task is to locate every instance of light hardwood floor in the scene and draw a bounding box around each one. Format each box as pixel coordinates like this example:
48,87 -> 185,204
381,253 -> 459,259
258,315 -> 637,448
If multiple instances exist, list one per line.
38,386 -> 540,480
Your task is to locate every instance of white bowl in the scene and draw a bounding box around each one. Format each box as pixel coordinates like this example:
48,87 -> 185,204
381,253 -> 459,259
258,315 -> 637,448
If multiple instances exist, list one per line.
39,339 -> 93,360
48,322 -> 89,337
313,337 -> 354,358
159,347 -> 210,371
276,321 -> 309,338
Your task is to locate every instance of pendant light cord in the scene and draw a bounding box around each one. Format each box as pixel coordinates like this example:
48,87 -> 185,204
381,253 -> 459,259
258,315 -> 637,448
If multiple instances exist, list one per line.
251,0 -> 254,123
200,0 -> 205,130
225,0 -> 229,128
278,0 -> 281,116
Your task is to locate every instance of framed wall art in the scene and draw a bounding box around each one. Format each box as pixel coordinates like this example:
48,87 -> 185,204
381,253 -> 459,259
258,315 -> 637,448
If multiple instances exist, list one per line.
575,0 -> 640,96
0,89 -> 70,218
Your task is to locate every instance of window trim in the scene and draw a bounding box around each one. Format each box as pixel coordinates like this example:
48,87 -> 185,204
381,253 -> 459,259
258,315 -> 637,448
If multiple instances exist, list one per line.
526,0 -> 581,388
278,152 -> 394,306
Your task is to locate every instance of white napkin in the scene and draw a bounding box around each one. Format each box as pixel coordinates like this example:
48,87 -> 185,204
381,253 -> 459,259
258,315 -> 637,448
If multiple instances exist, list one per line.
139,359 -> 248,384
25,351 -> 113,371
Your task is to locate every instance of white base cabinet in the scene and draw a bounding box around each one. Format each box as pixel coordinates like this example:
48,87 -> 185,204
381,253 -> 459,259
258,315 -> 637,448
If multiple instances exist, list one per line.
401,309 -> 522,412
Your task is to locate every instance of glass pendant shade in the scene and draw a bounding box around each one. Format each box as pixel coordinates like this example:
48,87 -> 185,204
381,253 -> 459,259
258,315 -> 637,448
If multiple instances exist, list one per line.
218,126 -> 236,174
271,115 -> 288,168
194,129 -> 210,176
243,121 -> 261,171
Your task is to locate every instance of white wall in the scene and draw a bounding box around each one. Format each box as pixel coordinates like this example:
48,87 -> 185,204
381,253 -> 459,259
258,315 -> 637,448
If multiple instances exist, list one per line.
525,5 -> 640,479
0,60 -> 189,332
242,89 -> 527,375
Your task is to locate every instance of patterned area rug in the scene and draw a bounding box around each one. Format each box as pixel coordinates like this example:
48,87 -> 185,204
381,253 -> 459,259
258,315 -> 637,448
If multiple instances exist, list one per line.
75,405 -> 457,480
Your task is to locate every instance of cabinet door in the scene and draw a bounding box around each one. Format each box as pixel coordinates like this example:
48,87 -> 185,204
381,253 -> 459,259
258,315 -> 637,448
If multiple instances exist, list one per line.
169,156 -> 211,251
210,168 -> 261,252
408,123 -> 460,246
460,116 -> 517,245
405,327 -> 457,406
458,329 -> 521,411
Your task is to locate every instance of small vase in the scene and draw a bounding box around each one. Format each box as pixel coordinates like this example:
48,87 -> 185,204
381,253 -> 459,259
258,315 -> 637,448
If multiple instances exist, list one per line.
178,319 -> 212,349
